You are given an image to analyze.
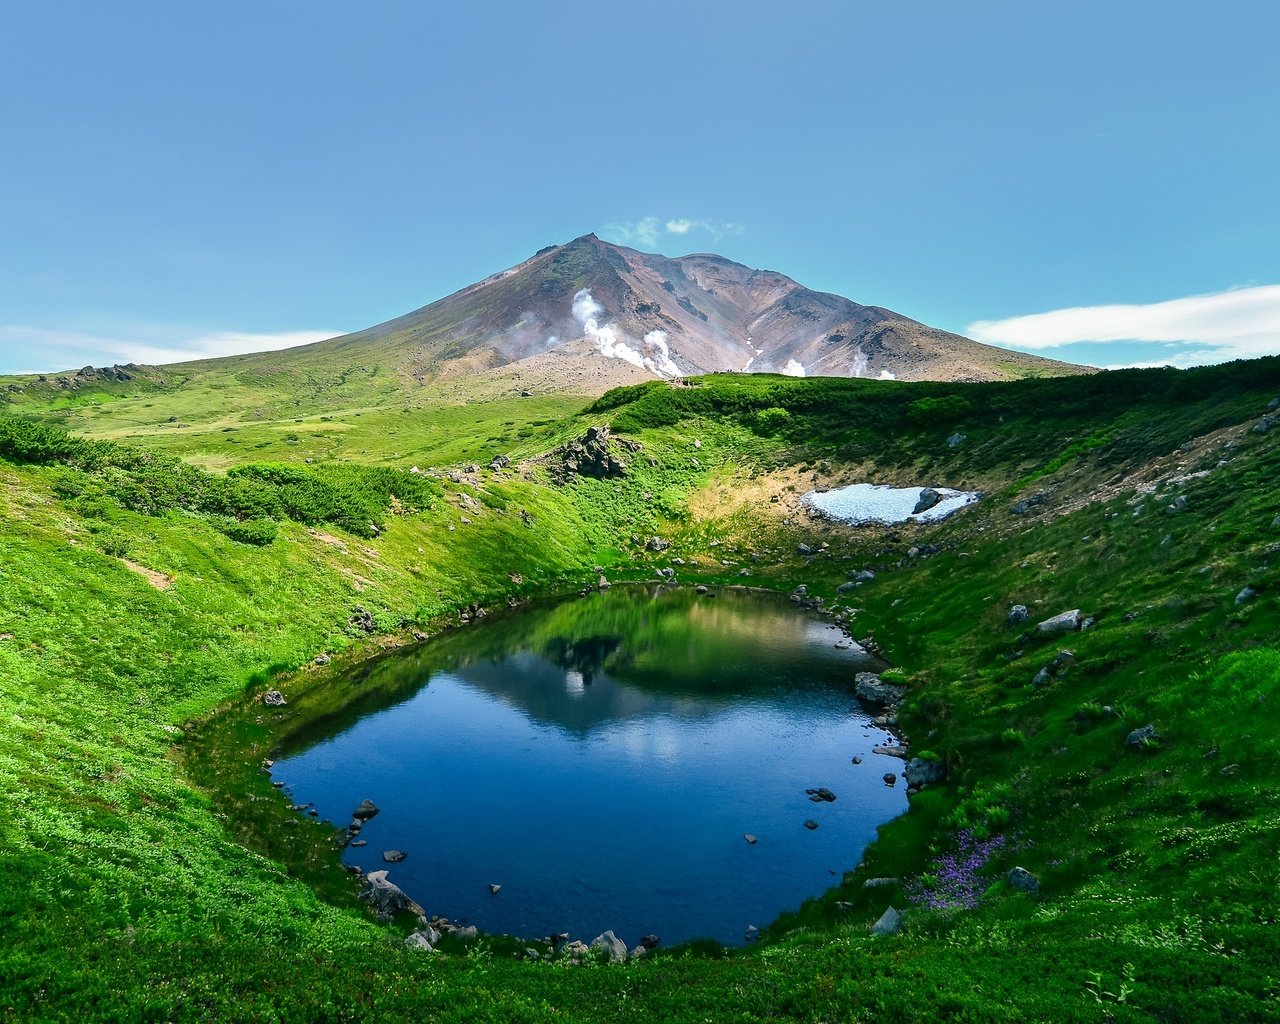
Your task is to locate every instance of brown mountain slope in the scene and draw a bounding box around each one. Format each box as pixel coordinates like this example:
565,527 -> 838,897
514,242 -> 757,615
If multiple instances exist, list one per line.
263,233 -> 1084,386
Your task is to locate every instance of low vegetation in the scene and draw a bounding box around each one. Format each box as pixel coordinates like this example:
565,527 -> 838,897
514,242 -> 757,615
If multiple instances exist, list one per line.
2,358 -> 1279,1021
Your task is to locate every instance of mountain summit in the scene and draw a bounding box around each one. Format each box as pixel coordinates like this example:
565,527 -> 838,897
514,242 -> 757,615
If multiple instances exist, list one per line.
304,234 -> 1081,386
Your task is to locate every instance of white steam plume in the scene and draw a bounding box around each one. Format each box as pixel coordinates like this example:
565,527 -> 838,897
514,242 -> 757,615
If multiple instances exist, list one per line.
849,346 -> 868,378
781,359 -> 806,377
572,288 -> 683,377
878,369 -> 896,380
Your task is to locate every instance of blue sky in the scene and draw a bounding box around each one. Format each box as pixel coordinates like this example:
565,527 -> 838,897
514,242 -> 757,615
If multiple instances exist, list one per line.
2,1 -> 1278,374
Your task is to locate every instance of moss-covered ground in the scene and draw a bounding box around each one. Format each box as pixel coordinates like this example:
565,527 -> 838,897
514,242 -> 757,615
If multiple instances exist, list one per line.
1,360 -> 1278,1021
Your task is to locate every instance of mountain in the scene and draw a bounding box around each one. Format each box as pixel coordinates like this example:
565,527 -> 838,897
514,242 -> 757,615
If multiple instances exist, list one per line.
223,233 -> 1083,388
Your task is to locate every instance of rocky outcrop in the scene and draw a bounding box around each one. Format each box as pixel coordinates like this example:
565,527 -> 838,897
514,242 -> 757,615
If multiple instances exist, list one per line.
557,425 -> 640,481
1037,609 -> 1081,633
590,930 -> 628,962
871,907 -> 903,935
1007,867 -> 1040,894
904,758 -> 945,787
855,672 -> 906,707
357,870 -> 424,919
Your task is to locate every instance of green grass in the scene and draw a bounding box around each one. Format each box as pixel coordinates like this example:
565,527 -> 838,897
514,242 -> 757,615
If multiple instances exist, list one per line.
2,359 -> 1280,1020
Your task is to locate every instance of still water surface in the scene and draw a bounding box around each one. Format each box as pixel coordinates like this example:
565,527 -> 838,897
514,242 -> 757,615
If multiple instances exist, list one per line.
272,586 -> 906,946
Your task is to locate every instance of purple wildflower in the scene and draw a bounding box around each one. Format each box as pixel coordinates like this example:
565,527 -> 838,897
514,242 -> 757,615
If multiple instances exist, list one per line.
908,829 -> 1008,911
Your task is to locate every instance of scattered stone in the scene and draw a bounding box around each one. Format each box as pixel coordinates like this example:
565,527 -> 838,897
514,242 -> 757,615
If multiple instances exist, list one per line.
1236,586 -> 1257,605
1252,416 -> 1275,434
646,536 -> 669,552
383,850 -> 406,863
744,924 -> 760,942
262,690 -> 287,707
456,925 -> 478,938
1032,667 -> 1053,688
353,799 -> 380,821
1007,867 -> 1040,893
744,834 -> 758,845
1008,604 -> 1028,625
1166,495 -> 1188,514
640,934 -> 660,949
903,758 -> 945,787
314,653 -> 331,666
1037,609 -> 1082,634
871,907 -> 903,935
695,585 -> 710,596
882,773 -> 897,786
872,744 -> 910,759
350,839 -> 367,847
797,543 -> 813,556
589,930 -> 628,962
912,487 -> 941,515
946,432 -> 967,448
1125,724 -> 1160,750
836,581 -> 855,594
1220,763 -> 1241,777
806,787 -> 837,802
1202,746 -> 1219,759
862,877 -> 898,890
598,575 -> 610,589
851,755 -> 863,764
804,819 -> 820,830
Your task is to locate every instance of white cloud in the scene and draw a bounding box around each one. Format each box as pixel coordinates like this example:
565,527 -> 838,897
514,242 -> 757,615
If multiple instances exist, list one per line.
0,323 -> 338,374
966,284 -> 1280,367
601,216 -> 745,252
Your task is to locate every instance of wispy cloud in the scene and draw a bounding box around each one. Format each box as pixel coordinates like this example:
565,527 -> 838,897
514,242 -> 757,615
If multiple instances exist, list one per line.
0,324 -> 338,375
602,216 -> 744,251
967,285 -> 1280,368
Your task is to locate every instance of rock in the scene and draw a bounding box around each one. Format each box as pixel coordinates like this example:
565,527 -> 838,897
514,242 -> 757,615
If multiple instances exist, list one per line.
912,487 -> 941,515
357,870 -> 424,918
903,758 -> 945,787
590,930 -> 628,963
1125,723 -> 1160,750
871,907 -> 903,935
806,787 -> 837,802
598,575 -> 610,589
1036,609 -> 1081,634
383,850 -> 406,863
1008,604 -> 1029,625
629,944 -> 647,958
352,799 -> 380,821
314,653 -> 331,666
862,877 -> 898,889
456,925 -> 479,938
1252,416 -> 1275,434
854,672 -> 906,706
804,819 -> 820,830
792,584 -> 809,597
695,584 -> 710,596
797,543 -> 813,556
404,931 -> 437,952
882,773 -> 897,786
851,755 -> 863,764
1032,667 -> 1053,688
563,940 -> 590,957
1270,398 -> 1280,411
1166,494 -> 1188,514
1236,586 -> 1257,605
349,839 -> 366,847
640,934 -> 660,949
489,454 -> 511,471
262,690 -> 287,707
946,432 -> 967,448
489,883 -> 502,895
646,536 -> 669,552
835,581 -> 855,594
744,833 -> 758,845
556,425 -> 632,481
872,744 -> 909,758
1220,763 -> 1241,777
1007,867 -> 1040,893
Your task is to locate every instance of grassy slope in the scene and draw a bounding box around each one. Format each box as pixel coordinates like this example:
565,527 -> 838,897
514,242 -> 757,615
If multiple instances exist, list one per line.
2,362 -> 1279,1021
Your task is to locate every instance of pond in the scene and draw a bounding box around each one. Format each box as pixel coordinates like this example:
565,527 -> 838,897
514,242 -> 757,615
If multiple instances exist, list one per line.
269,586 -> 907,948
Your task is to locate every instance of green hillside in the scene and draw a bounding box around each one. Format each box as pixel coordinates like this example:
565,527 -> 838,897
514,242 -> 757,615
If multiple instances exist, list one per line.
2,360 -> 1279,1021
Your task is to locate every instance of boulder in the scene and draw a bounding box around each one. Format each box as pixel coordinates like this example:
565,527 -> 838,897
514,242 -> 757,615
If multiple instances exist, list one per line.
883,773 -> 898,786
1008,604 -> 1029,625
797,543 -> 813,556
262,690 -> 287,707
803,819 -> 819,830
590,930 -> 628,963
639,934 -> 660,950
912,487 -> 941,515
382,850 -> 407,863
744,924 -> 760,942
1236,586 -> 1257,605
854,672 -> 906,706
646,536 -> 670,552
1036,609 -> 1081,634
314,653 -> 331,666
1008,867 -> 1040,894
357,870 -> 424,918
489,883 -> 502,895
836,581 -> 855,594
806,787 -> 837,802
744,834 -> 758,845
1126,723 -> 1159,750
871,907 -> 903,935
404,931 -> 437,952
862,877 -> 898,889
352,799 -> 380,821
903,758 -> 945,787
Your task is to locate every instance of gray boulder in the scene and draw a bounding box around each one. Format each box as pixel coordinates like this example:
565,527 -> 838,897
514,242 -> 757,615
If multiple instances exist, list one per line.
871,907 -> 903,935
357,870 -> 424,918
590,930 -> 628,962
262,690 -> 287,707
382,849 -> 406,863
912,487 -> 942,515
946,432 -> 967,448
1007,867 -> 1040,893
836,581 -> 855,594
797,543 -> 813,556
862,877 -> 898,890
1126,723 -> 1160,750
855,672 -> 906,706
1236,586 -> 1257,605
1008,604 -> 1028,625
352,799 -> 380,821
903,758 -> 945,787
646,536 -> 669,552
1037,609 -> 1081,633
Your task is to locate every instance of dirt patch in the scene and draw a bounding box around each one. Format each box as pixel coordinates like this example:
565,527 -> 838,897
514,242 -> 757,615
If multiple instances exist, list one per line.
119,558 -> 172,590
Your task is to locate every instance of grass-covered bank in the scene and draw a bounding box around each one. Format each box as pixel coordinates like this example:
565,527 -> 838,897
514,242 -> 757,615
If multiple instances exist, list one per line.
3,360 -> 1280,1020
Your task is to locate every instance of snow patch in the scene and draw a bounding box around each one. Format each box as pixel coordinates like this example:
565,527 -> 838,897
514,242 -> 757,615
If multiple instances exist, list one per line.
801,483 -> 981,525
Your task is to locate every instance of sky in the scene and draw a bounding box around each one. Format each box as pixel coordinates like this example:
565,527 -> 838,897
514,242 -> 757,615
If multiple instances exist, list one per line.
2,1 -> 1278,375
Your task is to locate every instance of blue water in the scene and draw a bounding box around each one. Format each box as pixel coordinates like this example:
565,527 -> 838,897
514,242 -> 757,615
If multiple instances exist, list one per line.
272,586 -> 906,947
